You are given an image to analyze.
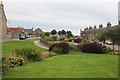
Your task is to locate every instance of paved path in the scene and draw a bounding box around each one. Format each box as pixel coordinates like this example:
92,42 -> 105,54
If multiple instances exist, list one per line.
34,41 -> 49,49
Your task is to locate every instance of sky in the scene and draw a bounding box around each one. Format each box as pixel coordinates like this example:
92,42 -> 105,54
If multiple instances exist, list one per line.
2,0 -> 119,35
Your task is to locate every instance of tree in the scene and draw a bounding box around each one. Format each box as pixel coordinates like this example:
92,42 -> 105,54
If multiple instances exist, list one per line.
98,27 -> 120,50
61,30 -> 66,36
66,31 -> 73,38
97,31 -> 107,46
105,27 -> 120,50
58,31 -> 62,36
44,32 -> 50,36
51,29 -> 57,35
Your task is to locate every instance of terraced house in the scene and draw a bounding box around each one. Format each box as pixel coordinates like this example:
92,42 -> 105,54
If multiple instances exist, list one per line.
81,1 -> 120,41
81,22 -> 120,41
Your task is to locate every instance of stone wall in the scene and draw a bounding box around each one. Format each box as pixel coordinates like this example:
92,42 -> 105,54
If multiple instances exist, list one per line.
0,2 -> 12,42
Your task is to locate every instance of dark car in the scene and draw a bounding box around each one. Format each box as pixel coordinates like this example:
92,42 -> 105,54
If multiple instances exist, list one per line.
19,34 -> 26,40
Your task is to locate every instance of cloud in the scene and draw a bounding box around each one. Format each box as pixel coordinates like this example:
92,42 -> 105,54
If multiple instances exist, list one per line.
3,1 -> 118,35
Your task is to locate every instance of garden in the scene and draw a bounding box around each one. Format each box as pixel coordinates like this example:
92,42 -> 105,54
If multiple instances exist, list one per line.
1,29 -> 120,78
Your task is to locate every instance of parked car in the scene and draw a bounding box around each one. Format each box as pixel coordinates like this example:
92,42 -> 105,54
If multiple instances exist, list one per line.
93,40 -> 103,45
19,34 -> 26,40
24,32 -> 29,38
105,40 -> 113,45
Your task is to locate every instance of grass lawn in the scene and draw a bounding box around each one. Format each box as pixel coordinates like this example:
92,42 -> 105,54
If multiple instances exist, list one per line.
3,51 -> 118,78
2,39 -> 47,56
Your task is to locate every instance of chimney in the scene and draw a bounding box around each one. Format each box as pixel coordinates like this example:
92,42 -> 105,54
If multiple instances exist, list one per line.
107,22 -> 111,27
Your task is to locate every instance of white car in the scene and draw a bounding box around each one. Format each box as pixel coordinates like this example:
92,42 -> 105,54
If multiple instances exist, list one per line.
105,40 -> 113,45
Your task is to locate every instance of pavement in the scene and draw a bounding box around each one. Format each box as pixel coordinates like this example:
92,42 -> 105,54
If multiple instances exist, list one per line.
34,41 -> 49,49
105,44 -> 120,50
13,37 -> 40,41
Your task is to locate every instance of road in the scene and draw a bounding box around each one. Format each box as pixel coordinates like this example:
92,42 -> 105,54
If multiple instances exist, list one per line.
105,44 -> 120,50
13,37 -> 40,41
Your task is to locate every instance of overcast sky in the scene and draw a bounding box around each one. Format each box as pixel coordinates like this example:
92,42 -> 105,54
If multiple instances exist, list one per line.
2,0 -> 119,35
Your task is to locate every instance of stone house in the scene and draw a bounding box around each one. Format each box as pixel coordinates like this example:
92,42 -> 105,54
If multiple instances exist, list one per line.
81,22 -> 120,41
34,28 -> 44,37
24,28 -> 33,37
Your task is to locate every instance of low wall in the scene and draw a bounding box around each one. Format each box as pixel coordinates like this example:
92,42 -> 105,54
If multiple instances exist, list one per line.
0,37 -> 12,43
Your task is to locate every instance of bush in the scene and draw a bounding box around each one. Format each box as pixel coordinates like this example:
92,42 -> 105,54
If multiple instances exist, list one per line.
42,35 -> 53,41
67,38 -> 73,42
60,38 -> 65,41
52,37 -> 57,41
81,39 -> 90,43
69,45 -> 79,51
2,56 -> 25,73
14,47 -> 41,61
74,38 -> 81,43
109,51 -> 120,55
102,46 -> 113,54
49,42 -> 69,54
77,42 -> 103,54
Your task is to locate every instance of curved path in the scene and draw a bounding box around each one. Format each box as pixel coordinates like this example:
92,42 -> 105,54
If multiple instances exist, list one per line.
34,41 -> 49,49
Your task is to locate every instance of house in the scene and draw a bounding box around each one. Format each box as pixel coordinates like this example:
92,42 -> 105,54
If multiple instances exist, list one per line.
24,28 -> 33,37
81,22 -> 120,41
7,27 -> 24,39
34,28 -> 44,37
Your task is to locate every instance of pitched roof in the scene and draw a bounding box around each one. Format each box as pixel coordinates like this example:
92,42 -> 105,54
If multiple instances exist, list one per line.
24,29 -> 33,34
7,28 -> 24,32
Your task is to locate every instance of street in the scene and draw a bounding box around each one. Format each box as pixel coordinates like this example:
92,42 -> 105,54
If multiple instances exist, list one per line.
105,44 -> 120,50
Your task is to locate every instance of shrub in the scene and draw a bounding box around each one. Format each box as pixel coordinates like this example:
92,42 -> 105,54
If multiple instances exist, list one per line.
67,38 -> 73,42
102,46 -> 113,54
52,47 -> 64,54
77,42 -> 103,54
69,45 -> 79,51
60,38 -> 65,41
42,36 -> 53,41
2,56 -> 25,73
109,51 -> 120,55
14,47 -> 41,61
49,42 -> 69,54
52,37 -> 57,41
81,39 -> 90,43
74,38 -> 81,43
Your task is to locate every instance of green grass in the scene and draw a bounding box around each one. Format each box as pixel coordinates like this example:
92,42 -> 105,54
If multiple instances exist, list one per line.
2,39 -> 47,56
3,51 -> 118,78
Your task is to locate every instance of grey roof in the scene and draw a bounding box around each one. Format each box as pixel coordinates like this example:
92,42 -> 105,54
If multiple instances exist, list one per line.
24,29 -> 33,35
